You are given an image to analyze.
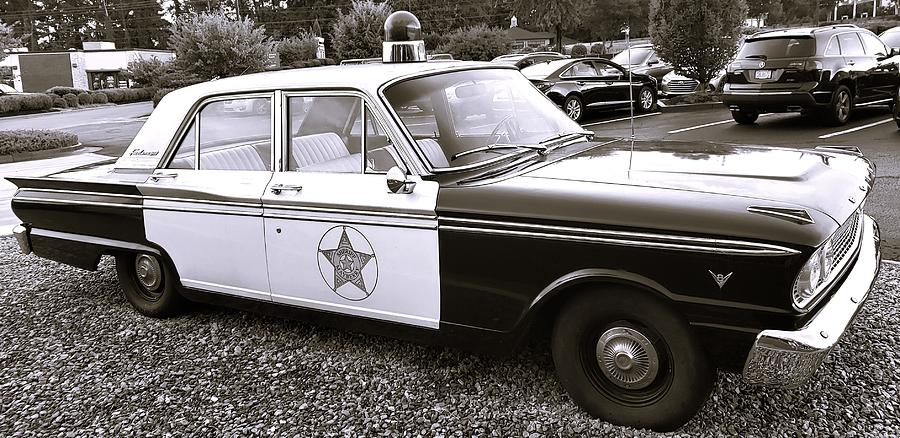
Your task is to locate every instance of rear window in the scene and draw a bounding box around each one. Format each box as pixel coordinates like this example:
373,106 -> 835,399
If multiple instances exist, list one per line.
738,37 -> 816,59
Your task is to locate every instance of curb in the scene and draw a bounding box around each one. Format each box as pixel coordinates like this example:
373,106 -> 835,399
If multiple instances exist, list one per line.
0,143 -> 84,164
658,101 -> 724,113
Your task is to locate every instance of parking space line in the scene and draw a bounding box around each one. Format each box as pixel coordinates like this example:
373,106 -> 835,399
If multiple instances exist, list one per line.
581,112 -> 661,127
818,118 -> 894,139
666,114 -> 775,134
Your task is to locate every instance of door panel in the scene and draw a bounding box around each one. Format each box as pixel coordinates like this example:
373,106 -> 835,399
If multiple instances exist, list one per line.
141,170 -> 273,300
262,172 -> 441,328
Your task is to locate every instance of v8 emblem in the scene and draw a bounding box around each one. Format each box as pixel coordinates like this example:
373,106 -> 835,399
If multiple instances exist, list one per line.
708,270 -> 733,289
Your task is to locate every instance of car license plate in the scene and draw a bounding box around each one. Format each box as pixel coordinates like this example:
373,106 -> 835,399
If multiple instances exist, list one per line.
754,70 -> 772,79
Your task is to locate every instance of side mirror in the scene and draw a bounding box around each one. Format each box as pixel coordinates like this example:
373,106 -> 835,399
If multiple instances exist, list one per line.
386,166 -> 416,194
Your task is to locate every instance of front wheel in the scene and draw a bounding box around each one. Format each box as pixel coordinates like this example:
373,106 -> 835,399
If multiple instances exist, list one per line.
551,287 -> 714,432
116,252 -> 186,318
635,86 -> 656,113
564,95 -> 584,122
731,108 -> 759,124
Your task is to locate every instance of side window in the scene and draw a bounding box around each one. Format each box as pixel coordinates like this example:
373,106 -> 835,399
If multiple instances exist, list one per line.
167,96 -> 272,171
287,95 -> 362,173
563,62 -> 599,77
825,37 -> 841,56
838,32 -> 866,56
860,32 -> 887,56
363,106 -> 401,173
648,53 -> 659,64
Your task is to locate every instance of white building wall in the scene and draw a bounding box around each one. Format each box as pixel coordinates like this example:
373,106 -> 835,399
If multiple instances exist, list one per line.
0,53 -> 22,91
70,52 -> 88,90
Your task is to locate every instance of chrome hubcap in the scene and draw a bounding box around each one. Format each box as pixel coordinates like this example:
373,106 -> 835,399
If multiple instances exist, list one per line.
135,254 -> 162,291
596,327 -> 659,390
641,90 -> 653,109
837,92 -> 850,120
566,100 -> 581,119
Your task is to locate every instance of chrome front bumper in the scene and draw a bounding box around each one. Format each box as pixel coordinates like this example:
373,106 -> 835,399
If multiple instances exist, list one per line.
13,224 -> 31,255
742,215 -> 881,387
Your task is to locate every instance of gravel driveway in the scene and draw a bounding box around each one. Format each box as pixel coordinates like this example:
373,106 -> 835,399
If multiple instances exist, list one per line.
1,237 -> 898,437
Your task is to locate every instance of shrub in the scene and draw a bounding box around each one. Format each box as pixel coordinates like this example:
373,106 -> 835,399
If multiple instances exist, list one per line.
590,43 -> 606,56
0,130 -> 79,156
52,97 -> 67,108
570,44 -> 588,58
169,10 -> 273,80
435,24 -> 511,62
153,88 -> 174,108
63,93 -> 79,107
93,87 -> 156,104
0,93 -> 54,114
77,93 -> 92,106
46,86 -> 89,97
93,92 -> 109,104
331,0 -> 393,61
278,32 -> 319,66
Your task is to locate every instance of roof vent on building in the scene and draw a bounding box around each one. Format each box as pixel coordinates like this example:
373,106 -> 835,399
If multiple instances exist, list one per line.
83,42 -> 116,50
382,11 -> 426,63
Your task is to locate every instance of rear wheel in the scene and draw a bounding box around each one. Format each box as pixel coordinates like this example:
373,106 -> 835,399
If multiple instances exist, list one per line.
824,85 -> 852,126
116,252 -> 186,317
635,86 -> 656,113
564,95 -> 584,122
551,287 -> 713,432
893,88 -> 900,129
731,108 -> 759,124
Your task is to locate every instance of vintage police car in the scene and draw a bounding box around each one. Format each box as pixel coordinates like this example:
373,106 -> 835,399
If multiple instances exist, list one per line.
8,12 -> 882,432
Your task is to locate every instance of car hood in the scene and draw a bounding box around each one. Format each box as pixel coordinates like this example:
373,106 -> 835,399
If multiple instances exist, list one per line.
438,140 -> 874,248
527,140 -> 872,224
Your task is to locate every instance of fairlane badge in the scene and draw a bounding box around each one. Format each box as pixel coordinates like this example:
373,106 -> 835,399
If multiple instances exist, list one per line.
129,149 -> 159,156
317,226 -> 378,301
708,270 -> 733,289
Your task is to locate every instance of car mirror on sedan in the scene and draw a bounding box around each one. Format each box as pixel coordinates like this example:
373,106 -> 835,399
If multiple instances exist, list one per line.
386,166 -> 416,194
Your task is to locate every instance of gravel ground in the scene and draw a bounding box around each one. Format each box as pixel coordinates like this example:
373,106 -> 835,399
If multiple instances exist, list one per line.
1,237 -> 898,437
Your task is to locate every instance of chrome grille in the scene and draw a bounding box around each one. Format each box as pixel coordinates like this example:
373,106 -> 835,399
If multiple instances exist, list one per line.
666,79 -> 700,93
817,209 -> 862,289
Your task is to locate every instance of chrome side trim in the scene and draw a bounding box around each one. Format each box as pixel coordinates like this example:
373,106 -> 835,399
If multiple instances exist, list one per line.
12,197 -> 142,210
142,196 -> 259,208
265,203 -> 437,220
144,205 -> 262,217
265,212 -> 436,229
29,228 -> 161,255
747,206 -> 815,225
440,217 -> 801,256
727,91 -> 795,96
16,188 -> 143,199
13,225 -> 31,255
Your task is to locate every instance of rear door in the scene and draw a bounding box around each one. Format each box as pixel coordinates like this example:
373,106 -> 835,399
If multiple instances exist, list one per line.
261,91 -> 441,328
559,60 -> 606,106
838,32 -> 877,101
141,94 -> 275,301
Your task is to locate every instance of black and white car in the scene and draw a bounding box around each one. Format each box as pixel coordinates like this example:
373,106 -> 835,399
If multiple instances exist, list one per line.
8,12 -> 883,432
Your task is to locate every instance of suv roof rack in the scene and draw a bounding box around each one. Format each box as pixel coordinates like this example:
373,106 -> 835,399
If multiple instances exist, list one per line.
812,24 -> 858,33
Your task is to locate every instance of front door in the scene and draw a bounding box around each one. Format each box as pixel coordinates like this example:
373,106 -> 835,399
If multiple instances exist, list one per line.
141,94 -> 275,301
262,93 -> 441,328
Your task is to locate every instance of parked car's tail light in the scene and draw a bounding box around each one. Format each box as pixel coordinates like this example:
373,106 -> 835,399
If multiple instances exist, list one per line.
531,80 -> 553,92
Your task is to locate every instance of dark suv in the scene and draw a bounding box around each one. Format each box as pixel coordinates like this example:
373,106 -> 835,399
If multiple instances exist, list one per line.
723,24 -> 900,126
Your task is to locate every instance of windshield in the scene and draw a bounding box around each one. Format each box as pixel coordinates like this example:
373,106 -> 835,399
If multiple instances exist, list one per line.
882,30 -> 900,48
611,47 -> 653,65
383,69 -> 585,169
738,37 -> 816,58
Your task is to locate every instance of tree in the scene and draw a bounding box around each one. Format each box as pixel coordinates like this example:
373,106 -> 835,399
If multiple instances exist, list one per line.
580,0 -> 650,44
0,22 -> 20,62
513,0 -> 586,52
435,24 -> 511,61
126,57 -> 202,89
278,31 -> 320,66
169,10 -> 273,80
330,0 -> 393,61
649,0 -> 746,87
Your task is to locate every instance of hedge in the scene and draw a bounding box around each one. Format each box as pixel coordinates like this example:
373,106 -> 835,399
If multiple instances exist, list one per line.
63,93 -> 79,107
0,93 -> 53,115
46,86 -> 90,97
0,130 -> 79,155
93,87 -> 157,104
92,93 -> 109,104
153,88 -> 174,108
77,93 -> 92,106
51,97 -> 67,108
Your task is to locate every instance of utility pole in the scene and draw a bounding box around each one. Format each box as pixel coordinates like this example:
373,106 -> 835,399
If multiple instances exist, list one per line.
101,0 -> 113,40
235,0 -> 241,20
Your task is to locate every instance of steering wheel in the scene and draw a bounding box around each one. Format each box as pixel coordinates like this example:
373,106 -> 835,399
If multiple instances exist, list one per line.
487,115 -> 517,146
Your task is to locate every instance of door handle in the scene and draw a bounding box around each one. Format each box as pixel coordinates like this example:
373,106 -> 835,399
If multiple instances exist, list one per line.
270,184 -> 303,194
847,61 -> 856,66
576,81 -> 586,86
149,173 -> 177,182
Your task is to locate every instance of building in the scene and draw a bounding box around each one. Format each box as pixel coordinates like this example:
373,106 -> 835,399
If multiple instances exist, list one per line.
0,42 -> 174,93
506,16 -> 579,50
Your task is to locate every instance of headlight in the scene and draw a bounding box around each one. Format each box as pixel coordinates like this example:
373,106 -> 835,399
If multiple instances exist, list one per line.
792,237 -> 838,311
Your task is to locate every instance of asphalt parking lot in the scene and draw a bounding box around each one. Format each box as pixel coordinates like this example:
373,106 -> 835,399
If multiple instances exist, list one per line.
1,238 -> 898,436
580,103 -> 900,260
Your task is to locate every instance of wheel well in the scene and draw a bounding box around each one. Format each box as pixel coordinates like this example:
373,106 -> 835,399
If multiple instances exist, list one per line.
521,279 -> 674,346
838,79 -> 856,97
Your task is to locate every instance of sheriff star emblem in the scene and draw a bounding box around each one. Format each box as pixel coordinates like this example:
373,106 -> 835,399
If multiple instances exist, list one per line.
317,226 -> 378,301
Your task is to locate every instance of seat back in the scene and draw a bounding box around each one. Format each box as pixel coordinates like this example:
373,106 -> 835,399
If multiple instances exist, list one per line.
292,133 -> 350,168
169,143 -> 267,171
416,139 -> 449,168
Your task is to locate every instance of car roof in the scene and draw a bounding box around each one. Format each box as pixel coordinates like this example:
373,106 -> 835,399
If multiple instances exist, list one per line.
747,24 -> 860,40
882,26 -> 900,35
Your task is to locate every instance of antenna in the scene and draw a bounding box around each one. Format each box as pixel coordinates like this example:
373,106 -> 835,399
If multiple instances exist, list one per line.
623,24 -> 635,174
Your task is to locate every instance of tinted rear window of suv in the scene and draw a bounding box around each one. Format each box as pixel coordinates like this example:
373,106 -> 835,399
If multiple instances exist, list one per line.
738,37 -> 816,59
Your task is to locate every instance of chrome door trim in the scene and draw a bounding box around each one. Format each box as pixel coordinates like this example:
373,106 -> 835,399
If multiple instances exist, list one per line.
12,197 -> 142,210
30,227 -> 161,255
263,203 -> 436,220
141,195 -> 260,208
143,204 -> 262,217
15,188 -> 143,199
264,212 -> 436,229
440,217 -> 801,256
